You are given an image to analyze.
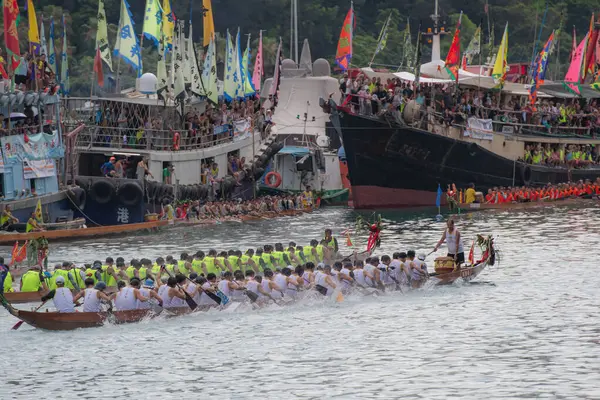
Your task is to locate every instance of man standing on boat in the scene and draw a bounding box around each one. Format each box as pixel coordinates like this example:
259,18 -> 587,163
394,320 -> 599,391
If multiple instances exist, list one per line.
433,218 -> 465,268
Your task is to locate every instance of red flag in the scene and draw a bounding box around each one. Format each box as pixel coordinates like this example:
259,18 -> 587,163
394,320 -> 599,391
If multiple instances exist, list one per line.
3,0 -> 21,70
8,241 -> 18,266
94,47 -> 104,88
335,4 -> 354,71
14,241 -> 27,264
583,14 -> 598,81
571,26 -> 577,62
468,240 -> 475,265
444,12 -> 462,82
461,54 -> 467,70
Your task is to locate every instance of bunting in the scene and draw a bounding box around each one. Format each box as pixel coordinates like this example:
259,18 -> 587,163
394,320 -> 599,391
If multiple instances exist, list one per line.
241,34 -> 255,96
202,0 -> 215,47
3,0 -> 21,71
96,0 -> 113,71
465,25 -> 482,64
143,0 -> 163,47
444,12 -> 462,82
114,0 -> 142,77
172,24 -> 186,100
252,30 -> 264,91
201,35 -> 218,104
402,18 -> 414,69
335,3 -> 354,71
162,0 -> 175,49
564,34 -> 588,95
60,15 -> 69,95
187,25 -> 202,96
40,16 -> 48,57
27,0 -> 40,54
269,38 -> 283,97
48,17 -> 56,73
529,31 -> 554,107
491,22 -> 508,88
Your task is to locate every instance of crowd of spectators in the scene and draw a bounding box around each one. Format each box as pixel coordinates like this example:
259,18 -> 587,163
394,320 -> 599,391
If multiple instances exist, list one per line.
521,143 -> 600,168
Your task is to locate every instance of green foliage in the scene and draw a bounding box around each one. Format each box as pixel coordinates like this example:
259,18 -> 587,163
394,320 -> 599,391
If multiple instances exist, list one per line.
0,0 -> 596,95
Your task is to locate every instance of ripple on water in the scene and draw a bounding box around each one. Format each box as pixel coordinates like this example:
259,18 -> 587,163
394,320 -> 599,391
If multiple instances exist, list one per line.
1,206 -> 600,399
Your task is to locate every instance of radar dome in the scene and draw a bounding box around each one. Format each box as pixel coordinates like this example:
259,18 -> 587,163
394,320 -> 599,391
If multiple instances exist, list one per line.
282,58 -> 297,70
139,73 -> 158,94
312,59 -> 331,77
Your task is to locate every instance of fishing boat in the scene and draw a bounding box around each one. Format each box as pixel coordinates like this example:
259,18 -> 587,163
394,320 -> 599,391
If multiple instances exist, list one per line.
0,219 -> 170,245
0,299 -> 191,330
325,3 -> 600,209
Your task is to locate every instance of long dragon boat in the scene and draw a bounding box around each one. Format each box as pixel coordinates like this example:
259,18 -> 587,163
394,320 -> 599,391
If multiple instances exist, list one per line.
456,197 -> 591,212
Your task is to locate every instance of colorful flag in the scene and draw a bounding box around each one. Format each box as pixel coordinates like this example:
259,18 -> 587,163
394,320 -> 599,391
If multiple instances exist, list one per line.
224,30 -> 236,101
187,24 -> 203,96
202,0 -> 215,47
465,25 -> 482,64
48,17 -> 56,73
564,34 -> 588,95
252,30 -> 263,91
402,18 -> 414,69
487,22 -> 495,62
34,199 -> 43,223
96,0 -> 113,71
200,35 -> 218,104
60,15 -> 70,95
468,241 -> 475,265
234,29 -> 244,99
374,13 -> 391,57
40,16 -> 48,57
335,3 -> 354,71
583,14 -> 598,81
162,0 -> 175,49
529,31 -> 554,107
435,184 -> 442,208
269,37 -> 283,97
143,0 -> 163,47
241,34 -> 256,96
492,22 -> 508,88
114,0 -> 143,77
570,26 -> 577,62
3,0 -> 21,71
444,12 -> 462,82
94,47 -> 104,87
27,0 -> 40,54
172,24 -> 186,100
9,241 -> 27,266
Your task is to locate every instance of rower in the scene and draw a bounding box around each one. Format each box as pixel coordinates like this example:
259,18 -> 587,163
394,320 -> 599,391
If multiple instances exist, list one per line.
0,258 -> 14,293
191,251 -> 205,276
433,218 -> 465,268
25,211 -> 43,232
379,255 -> 396,289
240,249 -> 254,273
200,273 -> 219,307
352,260 -> 367,287
126,259 -> 140,280
338,262 -> 354,293
407,251 -> 427,289
41,276 -> 75,313
20,266 -> 48,293
186,273 -> 201,304
139,258 -> 151,280
163,276 -> 186,308
315,265 -> 337,296
177,253 -> 189,275
394,252 -> 411,287
73,279 -> 112,312
302,262 -> 315,288
323,229 -> 339,254
170,274 -> 192,307
218,271 -> 244,301
137,278 -> 163,309
114,279 -> 149,311
0,205 -> 18,230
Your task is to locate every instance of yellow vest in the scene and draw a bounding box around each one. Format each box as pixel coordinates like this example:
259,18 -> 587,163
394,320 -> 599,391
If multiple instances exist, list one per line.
21,270 -> 43,292
251,255 -> 263,272
138,268 -> 147,280
166,264 -> 175,274
303,247 -> 316,263
192,259 -> 203,275
26,218 -> 36,233
70,269 -> 85,289
261,253 -> 274,269
151,263 -> 161,276
315,245 -> 325,262
85,268 -> 98,283
0,211 -> 13,226
53,269 -> 75,290
271,251 -> 284,267
203,258 -> 219,276
228,256 -> 240,271
102,265 -> 118,287
216,257 -> 226,272
177,260 -> 188,275
3,272 -> 13,292
126,266 -> 137,280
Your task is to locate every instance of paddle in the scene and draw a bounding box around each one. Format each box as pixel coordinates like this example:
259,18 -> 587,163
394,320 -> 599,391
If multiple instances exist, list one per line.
162,267 -> 198,311
12,300 -> 48,330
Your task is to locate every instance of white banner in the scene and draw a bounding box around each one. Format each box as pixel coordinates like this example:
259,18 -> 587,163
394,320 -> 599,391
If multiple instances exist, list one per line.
464,117 -> 494,141
233,118 -> 251,142
23,159 -> 56,179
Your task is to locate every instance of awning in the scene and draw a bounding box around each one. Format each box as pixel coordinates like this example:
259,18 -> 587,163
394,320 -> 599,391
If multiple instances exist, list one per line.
278,146 -> 311,156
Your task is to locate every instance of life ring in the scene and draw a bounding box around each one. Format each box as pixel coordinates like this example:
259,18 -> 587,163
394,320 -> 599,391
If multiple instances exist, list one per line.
117,181 -> 143,206
89,179 -> 116,204
172,131 -> 180,151
265,171 -> 282,188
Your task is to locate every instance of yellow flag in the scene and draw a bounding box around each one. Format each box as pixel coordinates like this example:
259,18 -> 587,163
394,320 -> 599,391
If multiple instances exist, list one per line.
143,0 -> 162,46
27,0 -> 41,53
34,199 -> 43,223
96,0 -> 114,71
201,35 -> 218,103
202,0 -> 215,47
162,0 -> 175,49
492,22 -> 508,87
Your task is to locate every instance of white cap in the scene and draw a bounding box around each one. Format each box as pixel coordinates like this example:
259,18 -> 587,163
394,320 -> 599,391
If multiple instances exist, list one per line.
417,253 -> 426,261
55,276 -> 65,284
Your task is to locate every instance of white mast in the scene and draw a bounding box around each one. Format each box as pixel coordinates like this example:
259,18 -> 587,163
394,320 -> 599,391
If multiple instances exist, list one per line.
431,0 -> 441,61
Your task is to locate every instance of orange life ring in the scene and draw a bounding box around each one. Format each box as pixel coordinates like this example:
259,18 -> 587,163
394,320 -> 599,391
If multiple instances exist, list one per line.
265,171 -> 282,188
173,131 -> 180,151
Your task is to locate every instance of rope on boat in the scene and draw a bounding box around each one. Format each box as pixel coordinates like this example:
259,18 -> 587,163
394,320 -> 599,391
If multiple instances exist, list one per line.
65,191 -> 104,227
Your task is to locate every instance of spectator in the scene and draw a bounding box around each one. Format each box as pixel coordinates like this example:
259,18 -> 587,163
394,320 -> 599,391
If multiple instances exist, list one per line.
163,163 -> 174,184
101,157 -> 116,177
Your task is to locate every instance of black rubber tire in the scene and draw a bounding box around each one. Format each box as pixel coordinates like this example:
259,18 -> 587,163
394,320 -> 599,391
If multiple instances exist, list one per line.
89,179 -> 116,204
67,187 -> 86,210
117,181 -> 144,206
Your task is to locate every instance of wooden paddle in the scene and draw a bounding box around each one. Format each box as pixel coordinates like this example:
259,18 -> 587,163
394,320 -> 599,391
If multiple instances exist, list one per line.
12,300 -> 48,330
162,267 -> 198,311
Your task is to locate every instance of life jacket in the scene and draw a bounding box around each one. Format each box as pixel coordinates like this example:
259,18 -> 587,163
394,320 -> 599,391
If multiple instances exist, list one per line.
177,260 -> 189,275
53,269 -> 74,290
21,270 -> 43,292
3,271 -> 13,292
485,194 -> 494,203
192,259 -> 203,275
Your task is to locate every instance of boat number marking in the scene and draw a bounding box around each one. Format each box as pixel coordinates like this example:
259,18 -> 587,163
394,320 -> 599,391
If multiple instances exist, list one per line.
460,269 -> 472,278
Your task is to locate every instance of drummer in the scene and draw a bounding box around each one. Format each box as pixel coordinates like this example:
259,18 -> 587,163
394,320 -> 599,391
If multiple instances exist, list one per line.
433,218 -> 465,267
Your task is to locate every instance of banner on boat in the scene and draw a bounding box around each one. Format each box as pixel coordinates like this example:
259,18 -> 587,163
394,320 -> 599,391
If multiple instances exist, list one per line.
464,118 -> 494,141
233,118 -> 251,142
23,159 -> 56,179
1,131 -> 64,163
213,124 -> 230,137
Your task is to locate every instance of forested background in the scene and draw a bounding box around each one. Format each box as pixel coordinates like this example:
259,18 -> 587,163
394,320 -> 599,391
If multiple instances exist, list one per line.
3,0 -> 598,95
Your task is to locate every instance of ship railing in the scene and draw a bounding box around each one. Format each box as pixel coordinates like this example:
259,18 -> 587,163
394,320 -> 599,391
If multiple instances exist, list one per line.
66,123 -> 243,152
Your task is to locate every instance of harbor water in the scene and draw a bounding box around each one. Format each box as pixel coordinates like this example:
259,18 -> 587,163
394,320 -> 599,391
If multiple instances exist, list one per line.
1,205 -> 600,399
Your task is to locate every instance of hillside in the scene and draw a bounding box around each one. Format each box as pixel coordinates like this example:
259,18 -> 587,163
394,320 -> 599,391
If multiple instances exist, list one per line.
4,0 -> 599,95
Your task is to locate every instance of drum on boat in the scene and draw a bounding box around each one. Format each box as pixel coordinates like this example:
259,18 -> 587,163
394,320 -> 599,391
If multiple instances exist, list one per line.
434,257 -> 456,275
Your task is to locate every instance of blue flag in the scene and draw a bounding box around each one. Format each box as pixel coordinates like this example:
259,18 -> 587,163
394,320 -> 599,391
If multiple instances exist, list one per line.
435,184 -> 442,208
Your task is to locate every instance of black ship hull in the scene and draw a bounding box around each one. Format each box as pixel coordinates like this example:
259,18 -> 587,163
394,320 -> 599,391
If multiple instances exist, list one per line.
337,111 -> 600,209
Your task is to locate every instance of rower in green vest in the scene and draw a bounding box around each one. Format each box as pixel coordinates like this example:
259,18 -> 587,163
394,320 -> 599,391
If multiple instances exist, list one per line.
303,240 -> 318,264
202,250 -> 220,276
216,251 -> 228,273
70,265 -> 85,291
323,229 -> 339,253
20,267 -> 48,292
0,205 -> 18,229
261,245 -> 275,270
53,262 -> 76,290
177,252 -> 189,275
3,270 -> 14,292
25,212 -> 43,233
126,259 -> 140,280
138,259 -> 151,280
273,243 -> 286,267
227,250 -> 241,272
192,251 -> 205,275
295,246 -> 306,264
240,249 -> 253,273
165,255 -> 176,274
252,249 -> 265,273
